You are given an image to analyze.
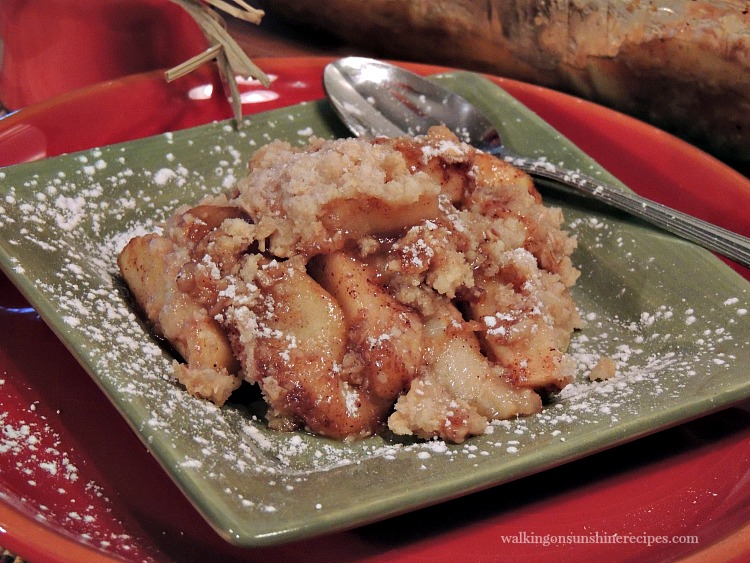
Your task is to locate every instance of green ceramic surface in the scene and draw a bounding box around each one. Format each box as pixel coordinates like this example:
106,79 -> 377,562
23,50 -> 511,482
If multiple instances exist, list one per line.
0,73 -> 748,546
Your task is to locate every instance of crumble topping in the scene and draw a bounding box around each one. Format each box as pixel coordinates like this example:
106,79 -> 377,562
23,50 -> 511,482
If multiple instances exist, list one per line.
118,126 -> 582,443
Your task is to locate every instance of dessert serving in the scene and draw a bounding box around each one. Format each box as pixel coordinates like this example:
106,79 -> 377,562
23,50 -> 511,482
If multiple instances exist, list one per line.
118,126 -> 581,443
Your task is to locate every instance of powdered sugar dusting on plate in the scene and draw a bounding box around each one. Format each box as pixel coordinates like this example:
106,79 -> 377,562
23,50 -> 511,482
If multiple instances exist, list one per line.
0,381 -> 145,558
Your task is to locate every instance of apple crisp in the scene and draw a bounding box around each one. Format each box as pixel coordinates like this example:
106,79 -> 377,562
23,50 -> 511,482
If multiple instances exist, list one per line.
118,126 -> 581,443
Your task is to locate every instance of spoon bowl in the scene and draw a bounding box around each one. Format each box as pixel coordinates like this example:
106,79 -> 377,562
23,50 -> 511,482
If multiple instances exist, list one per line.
323,57 -> 750,269
324,57 -> 502,152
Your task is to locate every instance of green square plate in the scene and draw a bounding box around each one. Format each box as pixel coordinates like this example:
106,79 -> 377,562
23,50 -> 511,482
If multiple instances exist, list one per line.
0,72 -> 748,547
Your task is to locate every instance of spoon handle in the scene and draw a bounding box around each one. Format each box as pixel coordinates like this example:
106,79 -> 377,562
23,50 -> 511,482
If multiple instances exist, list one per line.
503,155 -> 750,269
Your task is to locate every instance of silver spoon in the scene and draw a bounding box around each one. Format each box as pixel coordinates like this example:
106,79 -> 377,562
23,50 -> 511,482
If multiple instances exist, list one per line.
323,56 -> 750,269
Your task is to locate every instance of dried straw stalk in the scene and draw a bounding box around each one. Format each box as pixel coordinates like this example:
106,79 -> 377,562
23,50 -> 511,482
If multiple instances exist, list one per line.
167,0 -> 270,127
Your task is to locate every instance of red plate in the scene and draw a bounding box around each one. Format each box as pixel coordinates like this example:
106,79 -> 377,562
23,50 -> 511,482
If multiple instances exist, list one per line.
0,57 -> 749,562
0,0 -> 207,110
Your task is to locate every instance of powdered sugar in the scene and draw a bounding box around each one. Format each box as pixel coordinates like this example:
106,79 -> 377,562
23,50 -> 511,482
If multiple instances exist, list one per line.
0,384 -> 143,558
